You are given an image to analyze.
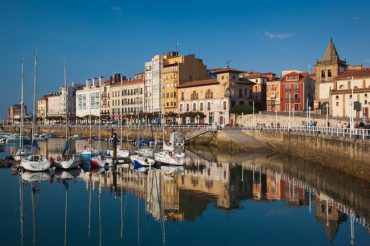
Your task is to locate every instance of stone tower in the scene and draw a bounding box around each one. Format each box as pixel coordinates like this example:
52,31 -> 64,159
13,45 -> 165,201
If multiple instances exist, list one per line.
314,38 -> 347,113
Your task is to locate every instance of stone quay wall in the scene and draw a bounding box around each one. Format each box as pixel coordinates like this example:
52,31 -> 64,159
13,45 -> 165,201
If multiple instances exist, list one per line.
245,130 -> 370,182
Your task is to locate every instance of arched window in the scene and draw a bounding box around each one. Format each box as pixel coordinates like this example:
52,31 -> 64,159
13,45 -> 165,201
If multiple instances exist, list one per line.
321,70 -> 325,78
328,69 -> 332,77
191,91 -> 198,100
205,89 -> 213,99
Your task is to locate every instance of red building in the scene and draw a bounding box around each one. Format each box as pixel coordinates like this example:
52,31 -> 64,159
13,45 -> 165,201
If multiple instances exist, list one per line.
280,72 -> 315,112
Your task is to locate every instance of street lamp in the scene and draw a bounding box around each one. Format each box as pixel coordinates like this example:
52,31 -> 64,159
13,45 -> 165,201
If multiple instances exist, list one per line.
325,104 -> 329,128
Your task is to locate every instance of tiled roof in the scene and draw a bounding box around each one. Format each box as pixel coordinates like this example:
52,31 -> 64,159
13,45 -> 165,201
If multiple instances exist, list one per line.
335,68 -> 370,80
281,72 -> 308,82
177,79 -> 219,88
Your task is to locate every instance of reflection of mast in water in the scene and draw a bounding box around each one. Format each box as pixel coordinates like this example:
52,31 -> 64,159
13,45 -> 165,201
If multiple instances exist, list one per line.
120,172 -> 128,239
98,176 -> 102,246
88,175 -> 92,238
19,176 -> 24,246
64,182 -> 68,246
137,172 -> 140,246
31,183 -> 39,246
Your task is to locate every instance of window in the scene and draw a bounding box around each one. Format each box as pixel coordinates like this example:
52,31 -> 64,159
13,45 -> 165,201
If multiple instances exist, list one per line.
200,103 -> 203,111
336,102 -> 339,106
181,92 -> 185,100
223,101 -> 227,110
232,75 -> 235,80
328,69 -> 332,77
191,91 -> 198,100
336,95 -> 339,99
239,89 -> 242,98
207,102 -> 211,111
193,103 -> 196,111
365,100 -> 368,105
285,104 -> 290,111
205,89 -> 213,99
321,70 -> 325,78
294,84 -> 298,92
294,104 -> 298,111
186,104 -> 189,111
221,76 -> 224,80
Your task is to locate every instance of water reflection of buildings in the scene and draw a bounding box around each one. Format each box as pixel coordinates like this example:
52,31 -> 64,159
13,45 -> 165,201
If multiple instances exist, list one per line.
77,152 -> 369,244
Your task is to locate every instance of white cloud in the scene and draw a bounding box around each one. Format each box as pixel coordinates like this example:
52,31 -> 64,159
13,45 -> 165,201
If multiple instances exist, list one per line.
111,6 -> 122,15
265,31 -> 293,39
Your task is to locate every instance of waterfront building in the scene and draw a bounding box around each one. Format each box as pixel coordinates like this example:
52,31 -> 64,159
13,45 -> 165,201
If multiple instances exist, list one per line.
75,78 -> 103,120
7,103 -> 28,123
161,52 -> 209,113
280,71 -> 315,112
144,54 -> 164,114
37,95 -> 48,121
177,67 -> 254,125
314,38 -> 348,114
46,83 -> 83,122
242,72 -> 274,111
331,67 -> 370,118
266,79 -> 281,112
109,73 -> 144,123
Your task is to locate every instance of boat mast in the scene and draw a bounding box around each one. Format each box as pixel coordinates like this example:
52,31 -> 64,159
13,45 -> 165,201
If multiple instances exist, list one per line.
99,80 -> 101,151
20,58 -> 24,150
32,53 -> 37,143
120,78 -> 123,147
64,62 -> 68,141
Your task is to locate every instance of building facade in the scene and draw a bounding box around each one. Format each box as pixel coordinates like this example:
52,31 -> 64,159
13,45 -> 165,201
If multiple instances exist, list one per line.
109,76 -> 144,122
331,68 -> 370,118
266,79 -> 281,112
314,38 -> 347,114
280,72 -> 315,112
76,78 -> 103,119
177,67 -> 255,126
144,55 -> 163,113
7,104 -> 27,123
161,52 -> 209,113
37,96 -> 48,120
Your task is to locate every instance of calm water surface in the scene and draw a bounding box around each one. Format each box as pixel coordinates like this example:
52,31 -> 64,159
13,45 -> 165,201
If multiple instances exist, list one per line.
0,139 -> 369,246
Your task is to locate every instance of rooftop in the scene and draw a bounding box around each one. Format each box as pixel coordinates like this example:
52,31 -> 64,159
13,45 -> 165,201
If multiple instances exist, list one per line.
210,67 -> 245,74
335,68 -> 370,80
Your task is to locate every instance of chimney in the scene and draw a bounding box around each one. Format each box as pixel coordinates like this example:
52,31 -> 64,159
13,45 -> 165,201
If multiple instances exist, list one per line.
93,77 -> 99,87
85,79 -> 91,89
99,76 -> 104,86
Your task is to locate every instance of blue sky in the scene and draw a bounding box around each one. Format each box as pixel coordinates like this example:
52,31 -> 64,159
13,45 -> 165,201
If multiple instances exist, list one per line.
1,0 -> 370,119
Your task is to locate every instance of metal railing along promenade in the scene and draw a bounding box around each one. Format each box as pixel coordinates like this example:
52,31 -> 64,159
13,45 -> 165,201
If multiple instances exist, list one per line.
240,125 -> 370,140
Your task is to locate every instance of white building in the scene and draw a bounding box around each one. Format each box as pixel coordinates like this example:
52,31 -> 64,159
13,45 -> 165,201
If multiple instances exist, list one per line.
76,77 -> 103,119
331,68 -> 370,118
144,55 -> 163,113
46,84 -> 83,120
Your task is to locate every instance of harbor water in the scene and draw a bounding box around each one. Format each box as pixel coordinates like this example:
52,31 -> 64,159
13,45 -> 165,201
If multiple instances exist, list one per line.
0,139 -> 369,245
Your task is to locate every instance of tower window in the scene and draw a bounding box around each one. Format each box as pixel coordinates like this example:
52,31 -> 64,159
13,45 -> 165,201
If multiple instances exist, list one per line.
328,69 -> 332,77
321,70 -> 325,78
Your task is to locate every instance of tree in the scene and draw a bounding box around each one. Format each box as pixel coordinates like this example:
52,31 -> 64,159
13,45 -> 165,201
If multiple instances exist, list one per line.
230,104 -> 253,115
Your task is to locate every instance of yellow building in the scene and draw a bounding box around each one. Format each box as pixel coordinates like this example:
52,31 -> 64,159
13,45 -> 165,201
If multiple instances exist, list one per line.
161,52 -> 209,113
37,96 -> 48,122
266,79 -> 281,112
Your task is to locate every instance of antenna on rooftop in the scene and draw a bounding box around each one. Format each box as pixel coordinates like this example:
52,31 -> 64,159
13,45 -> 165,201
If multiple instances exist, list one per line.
226,60 -> 231,68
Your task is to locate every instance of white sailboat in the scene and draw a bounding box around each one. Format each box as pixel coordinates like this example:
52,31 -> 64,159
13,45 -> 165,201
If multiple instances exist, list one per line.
13,59 -> 34,161
21,55 -> 50,172
154,126 -> 185,166
53,63 -> 80,170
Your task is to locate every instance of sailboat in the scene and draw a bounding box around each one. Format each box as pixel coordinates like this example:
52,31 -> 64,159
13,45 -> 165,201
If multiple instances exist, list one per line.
91,79 -> 113,168
53,63 -> 80,170
21,54 -> 50,172
154,125 -> 185,166
13,59 -> 34,161
130,110 -> 155,167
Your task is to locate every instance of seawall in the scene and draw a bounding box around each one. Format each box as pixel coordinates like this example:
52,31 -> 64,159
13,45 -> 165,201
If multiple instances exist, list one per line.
244,130 -> 370,182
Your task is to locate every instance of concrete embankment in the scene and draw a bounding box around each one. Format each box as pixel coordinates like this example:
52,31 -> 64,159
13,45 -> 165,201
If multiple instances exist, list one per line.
244,130 -> 370,183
